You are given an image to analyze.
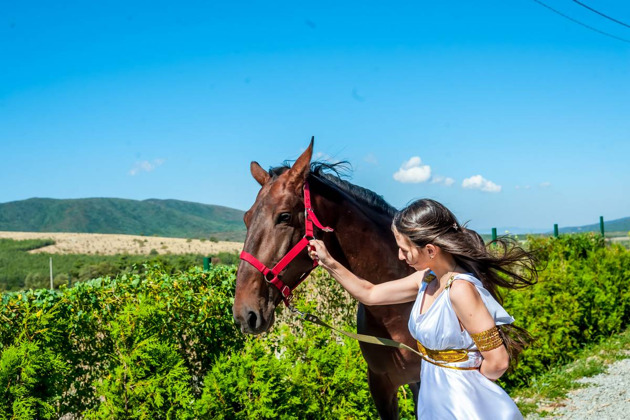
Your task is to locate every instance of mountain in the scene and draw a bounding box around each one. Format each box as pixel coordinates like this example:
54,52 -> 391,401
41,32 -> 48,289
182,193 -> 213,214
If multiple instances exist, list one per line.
478,217 -> 630,236
558,217 -> 630,234
0,198 -> 246,241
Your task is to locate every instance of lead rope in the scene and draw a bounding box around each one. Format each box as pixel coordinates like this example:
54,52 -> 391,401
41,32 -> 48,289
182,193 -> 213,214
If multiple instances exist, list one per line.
285,274 -> 446,358
286,302 -> 424,358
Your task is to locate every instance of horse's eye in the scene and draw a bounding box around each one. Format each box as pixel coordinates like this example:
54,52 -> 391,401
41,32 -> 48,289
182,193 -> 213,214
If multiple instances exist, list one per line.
277,213 -> 291,224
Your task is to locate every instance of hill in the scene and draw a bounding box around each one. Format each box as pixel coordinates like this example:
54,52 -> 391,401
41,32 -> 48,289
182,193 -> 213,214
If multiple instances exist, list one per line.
0,197 -> 246,241
478,217 -> 630,237
559,216 -> 630,235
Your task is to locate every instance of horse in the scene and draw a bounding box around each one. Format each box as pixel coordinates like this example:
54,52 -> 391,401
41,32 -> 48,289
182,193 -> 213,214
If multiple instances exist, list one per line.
233,139 -> 421,419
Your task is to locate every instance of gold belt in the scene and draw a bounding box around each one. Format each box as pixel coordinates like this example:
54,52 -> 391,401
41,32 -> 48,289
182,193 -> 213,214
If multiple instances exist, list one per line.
416,341 -> 478,371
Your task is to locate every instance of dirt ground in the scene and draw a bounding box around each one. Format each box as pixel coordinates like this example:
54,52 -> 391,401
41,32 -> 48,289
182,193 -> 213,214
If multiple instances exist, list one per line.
0,231 -> 243,255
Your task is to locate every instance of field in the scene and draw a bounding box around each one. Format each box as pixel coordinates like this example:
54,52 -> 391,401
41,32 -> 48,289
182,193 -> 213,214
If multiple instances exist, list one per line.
0,232 -> 243,292
0,231 -> 243,255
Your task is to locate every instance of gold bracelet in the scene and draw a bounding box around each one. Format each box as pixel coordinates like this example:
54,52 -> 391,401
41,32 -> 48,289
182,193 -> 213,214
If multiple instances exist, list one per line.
470,326 -> 503,352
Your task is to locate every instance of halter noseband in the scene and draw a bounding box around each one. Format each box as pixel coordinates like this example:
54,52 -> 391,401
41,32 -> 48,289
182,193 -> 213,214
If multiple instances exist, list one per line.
239,181 -> 333,306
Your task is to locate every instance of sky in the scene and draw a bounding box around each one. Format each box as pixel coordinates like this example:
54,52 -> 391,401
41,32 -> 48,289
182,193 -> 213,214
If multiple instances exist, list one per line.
1,0 -> 629,233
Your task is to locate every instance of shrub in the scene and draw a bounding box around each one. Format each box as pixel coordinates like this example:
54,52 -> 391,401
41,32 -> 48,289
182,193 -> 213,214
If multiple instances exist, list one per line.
82,303 -> 196,419
0,265 -> 243,417
53,273 -> 69,289
196,323 -> 378,419
24,272 -> 47,290
0,307 -> 70,419
500,233 -> 630,390
196,271 -> 415,419
1,234 -> 629,418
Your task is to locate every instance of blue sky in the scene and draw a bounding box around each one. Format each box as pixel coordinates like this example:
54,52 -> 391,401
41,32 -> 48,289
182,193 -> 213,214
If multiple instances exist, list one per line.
1,1 -> 628,233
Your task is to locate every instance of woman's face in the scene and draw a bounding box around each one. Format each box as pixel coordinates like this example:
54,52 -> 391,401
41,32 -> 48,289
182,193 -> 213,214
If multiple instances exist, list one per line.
394,230 -> 428,271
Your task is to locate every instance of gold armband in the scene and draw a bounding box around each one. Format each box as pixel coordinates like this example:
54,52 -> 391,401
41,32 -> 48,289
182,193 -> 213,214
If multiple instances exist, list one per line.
470,326 -> 503,352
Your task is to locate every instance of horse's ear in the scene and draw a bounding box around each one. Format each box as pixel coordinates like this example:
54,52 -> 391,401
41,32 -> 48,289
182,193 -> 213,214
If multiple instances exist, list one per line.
288,137 -> 314,189
250,161 -> 270,186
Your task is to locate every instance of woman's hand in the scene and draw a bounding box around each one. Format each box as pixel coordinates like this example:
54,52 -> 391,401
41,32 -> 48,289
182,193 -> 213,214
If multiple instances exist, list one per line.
307,239 -> 422,305
308,239 -> 336,269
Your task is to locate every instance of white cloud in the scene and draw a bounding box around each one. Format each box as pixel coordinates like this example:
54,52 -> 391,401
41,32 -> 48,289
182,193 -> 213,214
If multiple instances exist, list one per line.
129,158 -> 165,176
393,156 -> 431,183
462,175 -> 502,193
539,182 -> 551,188
515,185 -> 531,190
431,175 -> 455,187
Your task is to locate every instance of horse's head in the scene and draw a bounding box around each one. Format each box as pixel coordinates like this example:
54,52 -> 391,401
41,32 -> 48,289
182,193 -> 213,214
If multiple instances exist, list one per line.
233,139 -> 317,334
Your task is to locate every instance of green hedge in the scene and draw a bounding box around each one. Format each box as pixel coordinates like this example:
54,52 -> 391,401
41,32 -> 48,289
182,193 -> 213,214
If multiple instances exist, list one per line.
0,265 -> 243,418
1,234 -> 629,418
501,233 -> 630,390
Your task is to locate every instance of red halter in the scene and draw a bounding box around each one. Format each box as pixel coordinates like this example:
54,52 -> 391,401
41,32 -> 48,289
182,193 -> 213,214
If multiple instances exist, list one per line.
239,181 -> 334,306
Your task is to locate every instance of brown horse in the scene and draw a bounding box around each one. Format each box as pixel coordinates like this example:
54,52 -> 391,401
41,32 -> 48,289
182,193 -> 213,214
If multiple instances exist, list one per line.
233,139 -> 421,419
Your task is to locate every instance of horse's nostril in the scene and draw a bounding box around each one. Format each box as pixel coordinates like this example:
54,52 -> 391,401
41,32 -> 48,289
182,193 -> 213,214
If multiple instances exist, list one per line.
247,311 -> 258,330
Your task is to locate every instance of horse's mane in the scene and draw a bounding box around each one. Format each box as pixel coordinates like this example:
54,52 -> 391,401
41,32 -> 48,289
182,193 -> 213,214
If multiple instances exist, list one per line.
268,161 -> 397,218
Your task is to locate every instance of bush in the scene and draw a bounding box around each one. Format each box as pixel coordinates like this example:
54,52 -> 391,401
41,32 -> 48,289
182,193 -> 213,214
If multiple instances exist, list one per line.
0,265 -> 243,417
0,306 -> 70,419
1,234 -> 629,418
82,303 -> 196,419
53,273 -> 69,289
196,323 -> 378,419
500,233 -> 630,390
24,272 -> 47,290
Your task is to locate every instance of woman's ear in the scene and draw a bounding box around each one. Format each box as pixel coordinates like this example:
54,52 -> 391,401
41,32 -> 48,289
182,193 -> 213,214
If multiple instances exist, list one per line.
425,244 -> 436,259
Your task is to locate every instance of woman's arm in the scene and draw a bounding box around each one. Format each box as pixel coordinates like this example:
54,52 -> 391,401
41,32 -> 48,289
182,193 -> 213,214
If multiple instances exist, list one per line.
308,239 -> 426,306
448,280 -> 510,381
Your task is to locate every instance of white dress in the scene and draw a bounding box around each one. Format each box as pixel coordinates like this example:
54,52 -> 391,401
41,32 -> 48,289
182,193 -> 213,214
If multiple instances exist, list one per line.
408,273 -> 523,420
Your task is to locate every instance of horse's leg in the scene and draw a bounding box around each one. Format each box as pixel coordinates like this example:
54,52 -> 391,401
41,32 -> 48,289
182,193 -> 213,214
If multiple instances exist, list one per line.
367,368 -> 400,420
408,381 -> 420,419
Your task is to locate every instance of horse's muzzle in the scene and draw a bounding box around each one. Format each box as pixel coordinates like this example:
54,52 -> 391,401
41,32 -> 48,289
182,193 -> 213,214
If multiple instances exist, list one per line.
233,305 -> 274,335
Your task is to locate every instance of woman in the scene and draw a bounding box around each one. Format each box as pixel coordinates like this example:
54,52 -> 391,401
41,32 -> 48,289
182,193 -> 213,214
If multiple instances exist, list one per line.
308,198 -> 536,419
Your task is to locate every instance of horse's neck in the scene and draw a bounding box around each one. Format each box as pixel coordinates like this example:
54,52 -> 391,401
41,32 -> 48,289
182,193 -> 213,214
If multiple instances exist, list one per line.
313,185 -> 411,284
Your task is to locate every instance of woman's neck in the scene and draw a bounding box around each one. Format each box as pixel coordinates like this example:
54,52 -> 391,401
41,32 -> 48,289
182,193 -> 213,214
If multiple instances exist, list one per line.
431,255 -> 461,288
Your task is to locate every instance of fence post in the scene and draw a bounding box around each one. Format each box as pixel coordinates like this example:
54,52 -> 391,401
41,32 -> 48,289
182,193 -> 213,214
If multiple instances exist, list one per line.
600,216 -> 605,237
554,224 -> 559,238
203,257 -> 210,271
491,228 -> 497,242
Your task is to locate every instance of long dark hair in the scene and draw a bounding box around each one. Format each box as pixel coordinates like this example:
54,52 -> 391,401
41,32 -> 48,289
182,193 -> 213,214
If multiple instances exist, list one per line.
393,198 -> 537,365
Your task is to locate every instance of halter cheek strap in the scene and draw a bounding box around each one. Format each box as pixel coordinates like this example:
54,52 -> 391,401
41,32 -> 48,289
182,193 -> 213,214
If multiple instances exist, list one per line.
239,181 -> 333,306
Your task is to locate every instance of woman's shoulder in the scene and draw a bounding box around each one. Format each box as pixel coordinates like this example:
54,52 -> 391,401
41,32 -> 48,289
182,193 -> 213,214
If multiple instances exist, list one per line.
448,273 -> 515,325
446,273 -> 483,292
448,275 -> 483,304
451,272 -> 482,285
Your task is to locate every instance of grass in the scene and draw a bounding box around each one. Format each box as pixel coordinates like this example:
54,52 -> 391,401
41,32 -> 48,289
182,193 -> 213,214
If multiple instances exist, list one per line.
513,328 -> 630,417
